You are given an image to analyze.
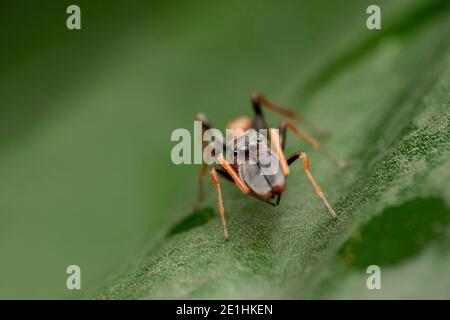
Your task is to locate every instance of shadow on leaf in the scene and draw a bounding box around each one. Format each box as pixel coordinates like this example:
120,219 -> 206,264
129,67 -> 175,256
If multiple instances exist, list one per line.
340,197 -> 450,269
167,207 -> 215,236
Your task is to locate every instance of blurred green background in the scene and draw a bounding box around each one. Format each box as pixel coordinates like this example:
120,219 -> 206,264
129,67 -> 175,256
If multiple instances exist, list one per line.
0,0 -> 449,299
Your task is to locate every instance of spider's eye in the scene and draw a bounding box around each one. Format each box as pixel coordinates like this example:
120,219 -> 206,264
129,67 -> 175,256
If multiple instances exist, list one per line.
239,145 -> 248,152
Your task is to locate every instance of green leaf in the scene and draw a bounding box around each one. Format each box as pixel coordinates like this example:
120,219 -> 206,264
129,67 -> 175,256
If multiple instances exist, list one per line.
0,0 -> 449,299
96,1 -> 450,299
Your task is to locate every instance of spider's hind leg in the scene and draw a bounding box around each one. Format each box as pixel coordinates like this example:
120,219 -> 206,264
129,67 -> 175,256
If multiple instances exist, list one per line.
251,92 -> 324,136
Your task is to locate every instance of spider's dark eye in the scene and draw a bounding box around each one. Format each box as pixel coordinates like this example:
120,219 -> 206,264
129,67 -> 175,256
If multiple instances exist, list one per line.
239,145 -> 248,153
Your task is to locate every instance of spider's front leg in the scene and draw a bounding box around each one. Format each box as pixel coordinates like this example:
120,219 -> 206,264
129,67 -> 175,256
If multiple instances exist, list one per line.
287,151 -> 338,218
210,167 -> 228,239
279,119 -> 347,168
209,154 -> 251,240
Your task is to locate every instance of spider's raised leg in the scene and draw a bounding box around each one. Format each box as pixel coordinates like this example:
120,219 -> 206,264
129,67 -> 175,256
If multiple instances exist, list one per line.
251,92 -> 324,136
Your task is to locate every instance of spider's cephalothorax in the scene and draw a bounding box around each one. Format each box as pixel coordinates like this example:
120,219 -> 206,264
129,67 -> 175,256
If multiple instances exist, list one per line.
225,129 -> 285,203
